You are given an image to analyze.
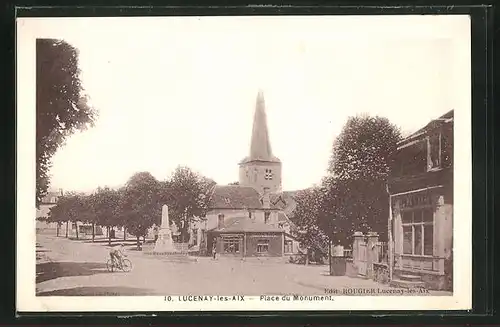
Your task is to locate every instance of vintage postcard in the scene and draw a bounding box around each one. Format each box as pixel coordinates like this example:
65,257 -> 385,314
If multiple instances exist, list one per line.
17,15 -> 472,312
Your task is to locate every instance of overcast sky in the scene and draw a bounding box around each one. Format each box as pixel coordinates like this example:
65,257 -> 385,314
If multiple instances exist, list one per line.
19,15 -> 470,192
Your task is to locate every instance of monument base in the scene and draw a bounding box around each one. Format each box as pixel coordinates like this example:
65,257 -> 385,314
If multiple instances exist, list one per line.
153,228 -> 177,254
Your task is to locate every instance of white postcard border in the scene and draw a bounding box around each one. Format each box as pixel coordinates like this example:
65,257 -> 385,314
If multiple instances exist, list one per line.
16,15 -> 472,312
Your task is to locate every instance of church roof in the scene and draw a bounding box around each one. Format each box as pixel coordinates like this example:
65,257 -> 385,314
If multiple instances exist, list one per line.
240,90 -> 281,164
209,185 -> 265,210
214,216 -> 284,233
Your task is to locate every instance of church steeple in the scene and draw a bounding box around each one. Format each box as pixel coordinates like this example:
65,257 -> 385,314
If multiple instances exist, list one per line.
238,90 -> 282,194
247,90 -> 280,163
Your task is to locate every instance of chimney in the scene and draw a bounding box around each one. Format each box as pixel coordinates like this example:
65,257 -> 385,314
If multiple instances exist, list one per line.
217,214 -> 225,229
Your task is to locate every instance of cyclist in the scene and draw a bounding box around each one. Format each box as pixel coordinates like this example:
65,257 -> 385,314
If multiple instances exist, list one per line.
109,243 -> 126,268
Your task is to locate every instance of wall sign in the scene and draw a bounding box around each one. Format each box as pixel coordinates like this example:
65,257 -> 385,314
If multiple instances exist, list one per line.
400,193 -> 432,209
248,234 -> 281,238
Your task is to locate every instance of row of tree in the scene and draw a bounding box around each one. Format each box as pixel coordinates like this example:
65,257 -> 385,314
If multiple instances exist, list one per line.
44,167 -> 215,249
292,115 -> 402,249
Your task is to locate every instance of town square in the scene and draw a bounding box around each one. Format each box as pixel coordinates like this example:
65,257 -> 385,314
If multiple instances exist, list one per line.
35,86 -> 454,297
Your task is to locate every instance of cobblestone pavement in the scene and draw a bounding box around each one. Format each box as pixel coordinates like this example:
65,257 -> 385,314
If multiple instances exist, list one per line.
36,232 -> 452,297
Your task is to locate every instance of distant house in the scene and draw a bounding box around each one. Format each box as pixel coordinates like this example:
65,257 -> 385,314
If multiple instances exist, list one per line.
388,110 -> 454,290
36,189 -> 63,230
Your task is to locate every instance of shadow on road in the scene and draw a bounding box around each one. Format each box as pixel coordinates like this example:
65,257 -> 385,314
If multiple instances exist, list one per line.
37,286 -> 160,296
36,262 -> 109,283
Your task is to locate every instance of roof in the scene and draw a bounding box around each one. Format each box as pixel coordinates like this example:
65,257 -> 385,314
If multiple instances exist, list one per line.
40,190 -> 63,204
209,185 -> 264,209
240,91 -> 281,164
398,110 -> 454,146
277,212 -> 288,222
270,192 -> 298,215
214,216 -> 284,233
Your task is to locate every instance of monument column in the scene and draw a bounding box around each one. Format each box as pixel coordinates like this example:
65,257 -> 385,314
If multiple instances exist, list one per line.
153,204 -> 176,254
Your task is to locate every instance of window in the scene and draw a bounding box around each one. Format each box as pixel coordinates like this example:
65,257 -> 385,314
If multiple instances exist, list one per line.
264,212 -> 270,223
257,239 -> 269,253
222,236 -> 240,253
402,208 -> 434,256
264,169 -> 273,180
248,211 -> 253,219
217,214 -> 224,228
427,133 -> 441,170
284,240 -> 293,253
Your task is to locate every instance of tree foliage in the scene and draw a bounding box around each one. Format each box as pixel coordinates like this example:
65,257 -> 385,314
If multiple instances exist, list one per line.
120,172 -> 162,249
36,39 -> 97,207
91,187 -> 121,244
292,187 -> 329,251
324,115 -> 402,243
162,166 -> 216,241
47,192 -> 89,239
329,115 -> 401,181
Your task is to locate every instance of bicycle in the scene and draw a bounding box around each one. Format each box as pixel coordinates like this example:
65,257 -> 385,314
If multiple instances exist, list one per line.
106,256 -> 132,272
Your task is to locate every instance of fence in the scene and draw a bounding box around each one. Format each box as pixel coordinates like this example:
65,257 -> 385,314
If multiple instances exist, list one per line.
173,242 -> 190,254
349,232 -> 388,280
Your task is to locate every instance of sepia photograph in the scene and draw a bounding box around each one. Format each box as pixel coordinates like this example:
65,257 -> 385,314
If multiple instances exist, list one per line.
17,15 -> 471,312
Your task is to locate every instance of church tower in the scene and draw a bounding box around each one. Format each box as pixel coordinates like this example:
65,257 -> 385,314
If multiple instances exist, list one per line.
239,90 -> 282,194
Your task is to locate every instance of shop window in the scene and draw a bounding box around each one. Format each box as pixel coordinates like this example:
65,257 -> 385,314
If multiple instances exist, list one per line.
222,236 -> 240,253
257,239 -> 269,253
265,169 -> 273,180
427,133 -> 442,171
284,240 -> 293,253
402,208 -> 434,256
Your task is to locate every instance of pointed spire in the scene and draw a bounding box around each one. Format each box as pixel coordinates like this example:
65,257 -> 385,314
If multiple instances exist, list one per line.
247,90 -> 280,162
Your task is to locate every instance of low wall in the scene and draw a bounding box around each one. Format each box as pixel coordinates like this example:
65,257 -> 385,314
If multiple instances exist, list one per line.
373,263 -> 390,284
345,258 -> 358,277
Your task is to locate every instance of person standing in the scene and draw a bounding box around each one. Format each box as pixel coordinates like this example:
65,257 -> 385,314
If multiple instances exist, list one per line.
212,241 -> 217,260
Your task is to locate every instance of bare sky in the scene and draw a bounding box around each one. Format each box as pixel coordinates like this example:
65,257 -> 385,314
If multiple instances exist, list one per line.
20,16 -> 470,192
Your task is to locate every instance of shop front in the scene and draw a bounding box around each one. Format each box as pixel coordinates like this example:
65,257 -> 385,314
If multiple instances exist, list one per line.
209,216 -> 285,257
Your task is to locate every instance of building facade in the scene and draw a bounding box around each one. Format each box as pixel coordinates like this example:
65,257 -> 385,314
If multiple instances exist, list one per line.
210,216 -> 285,257
187,91 -> 300,257
389,110 -> 454,290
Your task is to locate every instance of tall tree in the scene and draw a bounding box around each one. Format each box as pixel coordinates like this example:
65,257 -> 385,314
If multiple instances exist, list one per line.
46,192 -> 83,238
120,172 -> 161,250
91,187 -> 121,244
47,197 -> 68,237
326,115 -> 401,242
36,39 -> 97,207
291,187 -> 330,264
161,166 -> 215,242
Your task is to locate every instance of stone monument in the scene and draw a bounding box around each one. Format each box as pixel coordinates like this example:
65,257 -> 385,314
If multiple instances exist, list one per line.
153,204 -> 176,253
